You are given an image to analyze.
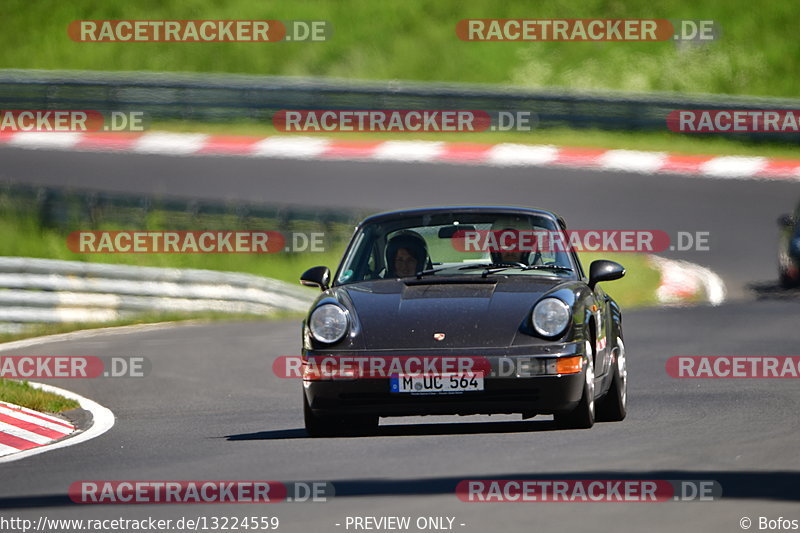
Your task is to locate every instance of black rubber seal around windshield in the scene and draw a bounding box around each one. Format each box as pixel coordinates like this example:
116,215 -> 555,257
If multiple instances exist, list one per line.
404,277 -> 498,286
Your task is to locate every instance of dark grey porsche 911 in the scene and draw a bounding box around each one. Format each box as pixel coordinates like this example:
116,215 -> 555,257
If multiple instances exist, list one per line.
298,206 -> 628,436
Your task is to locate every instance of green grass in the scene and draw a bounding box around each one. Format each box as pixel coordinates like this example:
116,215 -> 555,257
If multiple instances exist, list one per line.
581,252 -> 662,309
156,119 -> 800,159
0,214 -> 345,285
0,379 -> 80,413
1,0 -> 798,98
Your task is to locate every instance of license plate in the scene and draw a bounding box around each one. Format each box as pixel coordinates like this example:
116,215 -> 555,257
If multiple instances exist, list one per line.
390,373 -> 484,394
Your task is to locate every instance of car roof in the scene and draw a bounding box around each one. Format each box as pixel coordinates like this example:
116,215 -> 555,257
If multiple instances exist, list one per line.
358,206 -> 567,229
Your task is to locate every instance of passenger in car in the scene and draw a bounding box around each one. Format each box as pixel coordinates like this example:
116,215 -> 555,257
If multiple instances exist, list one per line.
491,227 -> 532,265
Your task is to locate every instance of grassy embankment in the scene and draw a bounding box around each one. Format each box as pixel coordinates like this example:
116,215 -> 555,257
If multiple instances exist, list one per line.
0,379 -> 79,412
2,0 -> 799,157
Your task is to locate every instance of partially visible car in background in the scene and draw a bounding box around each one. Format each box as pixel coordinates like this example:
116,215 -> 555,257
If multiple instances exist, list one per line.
778,201 -> 800,288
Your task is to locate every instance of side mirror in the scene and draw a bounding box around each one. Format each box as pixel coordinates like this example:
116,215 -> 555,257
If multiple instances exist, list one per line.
778,214 -> 795,228
300,266 -> 331,291
589,260 -> 625,289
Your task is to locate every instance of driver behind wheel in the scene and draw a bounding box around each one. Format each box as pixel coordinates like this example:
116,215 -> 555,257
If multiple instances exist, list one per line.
385,231 -> 429,278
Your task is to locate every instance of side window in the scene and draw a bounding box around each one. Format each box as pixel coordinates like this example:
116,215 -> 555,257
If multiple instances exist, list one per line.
571,250 -> 586,279
535,246 -> 560,265
366,242 -> 380,279
530,225 -> 572,267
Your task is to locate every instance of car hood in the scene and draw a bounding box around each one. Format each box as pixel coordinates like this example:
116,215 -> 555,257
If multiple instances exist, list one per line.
332,276 -> 572,350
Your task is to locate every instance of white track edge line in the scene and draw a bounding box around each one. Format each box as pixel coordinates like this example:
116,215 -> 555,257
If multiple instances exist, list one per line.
0,381 -> 114,463
0,320 -> 227,461
650,255 -> 727,306
0,320 -> 208,352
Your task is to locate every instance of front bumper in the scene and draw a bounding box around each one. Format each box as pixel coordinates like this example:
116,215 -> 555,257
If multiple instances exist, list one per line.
302,345 -> 587,418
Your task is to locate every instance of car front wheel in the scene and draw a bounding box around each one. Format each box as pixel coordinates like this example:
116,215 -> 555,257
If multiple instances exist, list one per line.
779,266 -> 799,288
303,393 -> 339,437
303,393 -> 378,437
596,337 -> 627,422
555,342 -> 595,429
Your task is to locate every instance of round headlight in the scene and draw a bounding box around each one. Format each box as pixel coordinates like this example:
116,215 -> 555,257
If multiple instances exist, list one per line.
309,304 -> 349,344
531,298 -> 571,338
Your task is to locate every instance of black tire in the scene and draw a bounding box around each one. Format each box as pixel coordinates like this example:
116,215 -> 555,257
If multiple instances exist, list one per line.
596,337 -> 627,422
303,393 -> 339,437
779,268 -> 798,289
555,341 -> 595,429
303,393 -> 378,438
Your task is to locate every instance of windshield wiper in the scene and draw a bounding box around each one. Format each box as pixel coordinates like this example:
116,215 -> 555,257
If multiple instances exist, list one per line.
458,262 -> 529,278
415,266 -> 452,279
522,264 -> 573,272
458,262 -> 527,271
459,263 -> 573,278
418,263 -> 573,279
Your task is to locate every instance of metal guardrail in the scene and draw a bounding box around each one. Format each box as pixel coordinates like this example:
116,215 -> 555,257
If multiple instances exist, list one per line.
0,183 -> 346,333
1,69 -> 800,141
0,257 -> 314,331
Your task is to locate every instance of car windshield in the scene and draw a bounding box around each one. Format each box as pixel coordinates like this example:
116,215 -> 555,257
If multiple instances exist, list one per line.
335,212 -> 578,284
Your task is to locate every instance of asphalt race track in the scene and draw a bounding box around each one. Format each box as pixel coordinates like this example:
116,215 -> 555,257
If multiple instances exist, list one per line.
0,146 -> 799,532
